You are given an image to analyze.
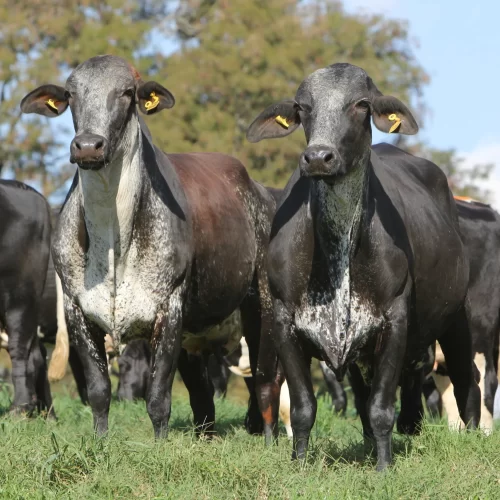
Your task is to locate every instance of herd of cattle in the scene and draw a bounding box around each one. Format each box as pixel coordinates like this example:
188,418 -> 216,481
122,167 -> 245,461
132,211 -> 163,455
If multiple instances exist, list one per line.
1,55 -> 499,471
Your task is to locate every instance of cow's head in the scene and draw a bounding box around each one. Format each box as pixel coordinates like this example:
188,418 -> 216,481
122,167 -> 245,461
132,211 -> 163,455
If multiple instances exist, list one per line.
247,63 -> 418,178
117,340 -> 150,401
20,55 -> 175,171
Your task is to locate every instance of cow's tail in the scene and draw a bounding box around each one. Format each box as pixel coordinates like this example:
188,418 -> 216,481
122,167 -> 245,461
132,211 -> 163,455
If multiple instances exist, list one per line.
48,273 -> 69,382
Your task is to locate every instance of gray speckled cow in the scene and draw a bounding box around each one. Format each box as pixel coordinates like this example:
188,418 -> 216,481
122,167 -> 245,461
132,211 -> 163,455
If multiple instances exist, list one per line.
21,55 -> 278,440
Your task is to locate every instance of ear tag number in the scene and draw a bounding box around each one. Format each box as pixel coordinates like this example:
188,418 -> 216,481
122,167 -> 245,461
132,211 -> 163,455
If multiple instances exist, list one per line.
388,113 -> 401,133
46,99 -> 58,112
145,92 -> 160,111
275,115 -> 290,129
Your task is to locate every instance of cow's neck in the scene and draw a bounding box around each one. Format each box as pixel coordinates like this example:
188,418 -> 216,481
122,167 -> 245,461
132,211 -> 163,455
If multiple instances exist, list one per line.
312,158 -> 368,255
311,155 -> 369,352
78,115 -> 143,261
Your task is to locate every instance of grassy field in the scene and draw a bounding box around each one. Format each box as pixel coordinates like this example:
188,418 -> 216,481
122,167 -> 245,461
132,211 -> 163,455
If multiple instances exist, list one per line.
1,365 -> 500,500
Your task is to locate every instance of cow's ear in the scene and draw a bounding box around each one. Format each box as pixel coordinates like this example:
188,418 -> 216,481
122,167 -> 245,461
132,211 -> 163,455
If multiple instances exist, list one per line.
137,81 -> 175,115
246,100 -> 301,143
372,95 -> 418,135
20,85 -> 69,117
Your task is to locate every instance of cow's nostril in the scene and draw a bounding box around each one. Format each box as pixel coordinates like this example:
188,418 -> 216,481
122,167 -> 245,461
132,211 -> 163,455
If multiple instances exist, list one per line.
94,139 -> 103,151
75,141 -> 82,150
304,154 -> 311,164
324,152 -> 333,163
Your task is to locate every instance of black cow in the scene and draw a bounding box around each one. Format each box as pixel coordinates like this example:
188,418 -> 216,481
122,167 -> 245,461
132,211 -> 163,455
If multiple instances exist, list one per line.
246,63 -> 480,470
0,180 -> 53,415
21,55 -> 277,439
426,197 -> 500,433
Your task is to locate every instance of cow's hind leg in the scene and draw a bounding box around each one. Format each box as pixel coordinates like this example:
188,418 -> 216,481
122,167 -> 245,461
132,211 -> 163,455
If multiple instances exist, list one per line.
397,369 -> 425,435
422,376 -> 442,419
320,361 -> 347,414
146,288 -> 184,439
349,363 -> 375,455
240,272 -> 282,443
68,345 -> 89,405
476,351 -> 496,434
438,307 -> 480,430
178,350 -> 215,436
32,340 -> 55,417
6,302 -> 40,415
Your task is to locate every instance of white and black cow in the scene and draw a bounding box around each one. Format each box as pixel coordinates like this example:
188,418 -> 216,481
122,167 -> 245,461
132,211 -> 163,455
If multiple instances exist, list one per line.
246,63 -> 480,470
0,180 -> 53,415
21,55 -> 278,439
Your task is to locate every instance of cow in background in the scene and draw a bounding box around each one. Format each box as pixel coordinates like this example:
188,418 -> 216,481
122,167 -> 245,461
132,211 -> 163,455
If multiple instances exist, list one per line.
420,198 -> 500,433
0,180 -> 53,415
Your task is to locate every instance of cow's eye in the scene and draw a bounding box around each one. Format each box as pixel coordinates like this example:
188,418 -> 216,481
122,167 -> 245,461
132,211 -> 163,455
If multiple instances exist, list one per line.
123,89 -> 134,98
355,99 -> 371,112
64,90 -> 72,99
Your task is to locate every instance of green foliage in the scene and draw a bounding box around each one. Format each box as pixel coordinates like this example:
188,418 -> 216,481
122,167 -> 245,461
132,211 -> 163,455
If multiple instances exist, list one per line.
148,0 -> 428,186
0,391 -> 499,499
1,0 -> 492,197
395,137 -> 493,202
0,0 -> 167,194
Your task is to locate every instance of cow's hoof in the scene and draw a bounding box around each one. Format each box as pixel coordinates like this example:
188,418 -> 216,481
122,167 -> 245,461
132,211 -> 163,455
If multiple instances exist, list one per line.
245,411 -> 264,435
8,403 -> 36,418
396,417 -> 421,436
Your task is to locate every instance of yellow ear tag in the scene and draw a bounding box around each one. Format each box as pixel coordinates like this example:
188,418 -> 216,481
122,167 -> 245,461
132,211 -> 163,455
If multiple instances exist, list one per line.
46,99 -> 58,112
388,113 -> 401,133
275,115 -> 290,129
145,92 -> 160,111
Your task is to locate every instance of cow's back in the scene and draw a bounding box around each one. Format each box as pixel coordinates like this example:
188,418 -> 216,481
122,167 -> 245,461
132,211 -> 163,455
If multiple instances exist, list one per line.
456,200 -> 500,354
169,153 -> 274,331
370,144 -> 468,344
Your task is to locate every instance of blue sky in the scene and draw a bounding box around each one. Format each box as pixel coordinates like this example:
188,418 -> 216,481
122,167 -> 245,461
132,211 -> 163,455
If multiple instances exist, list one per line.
346,0 -> 500,207
32,0 -> 500,207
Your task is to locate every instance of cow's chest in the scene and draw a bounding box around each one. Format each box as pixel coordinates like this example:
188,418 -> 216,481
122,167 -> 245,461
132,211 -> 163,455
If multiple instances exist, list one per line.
77,237 -> 170,339
294,255 -> 382,358
294,176 -> 383,363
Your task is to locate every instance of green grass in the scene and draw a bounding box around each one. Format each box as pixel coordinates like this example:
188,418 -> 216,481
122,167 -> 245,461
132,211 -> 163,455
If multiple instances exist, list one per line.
0,382 -> 500,500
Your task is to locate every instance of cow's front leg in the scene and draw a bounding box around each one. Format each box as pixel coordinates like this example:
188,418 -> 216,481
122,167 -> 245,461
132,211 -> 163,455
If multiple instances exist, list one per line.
66,301 -> 110,435
368,291 -> 409,471
146,287 -> 184,439
274,300 -> 316,460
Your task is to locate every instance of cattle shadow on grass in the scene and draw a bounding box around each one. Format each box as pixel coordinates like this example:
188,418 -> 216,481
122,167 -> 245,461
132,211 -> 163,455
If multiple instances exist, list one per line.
315,433 -> 413,466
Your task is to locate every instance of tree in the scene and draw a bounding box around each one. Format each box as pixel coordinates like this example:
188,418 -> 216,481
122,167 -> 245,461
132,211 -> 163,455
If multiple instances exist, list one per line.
394,137 -> 493,202
2,0 -> 491,198
0,0 -> 169,196
142,0 -> 429,186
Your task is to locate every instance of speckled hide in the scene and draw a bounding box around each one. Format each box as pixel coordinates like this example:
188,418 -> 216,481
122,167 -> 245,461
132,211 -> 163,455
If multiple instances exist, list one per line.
21,55 -> 276,436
